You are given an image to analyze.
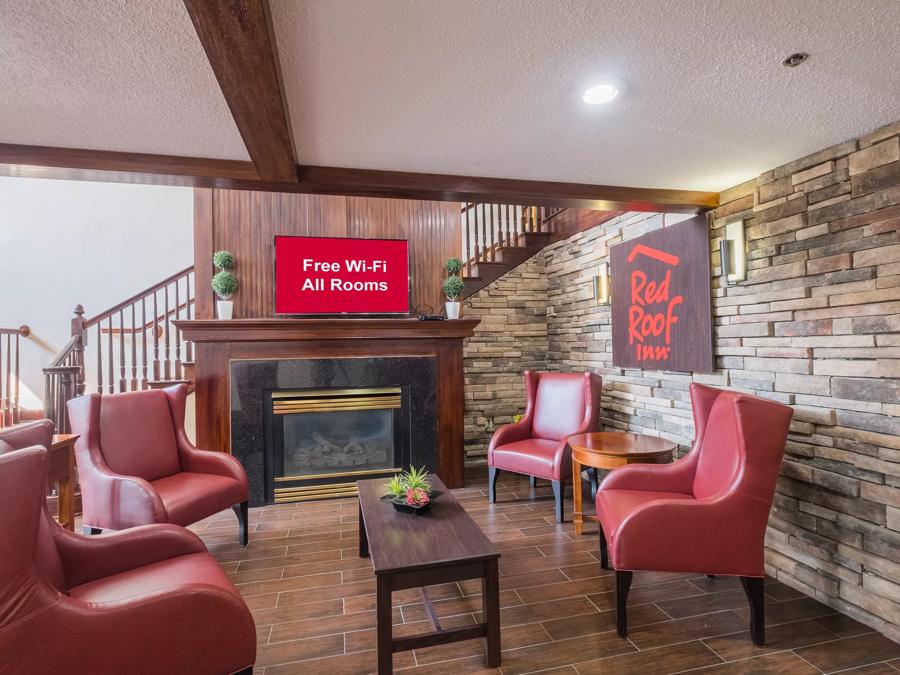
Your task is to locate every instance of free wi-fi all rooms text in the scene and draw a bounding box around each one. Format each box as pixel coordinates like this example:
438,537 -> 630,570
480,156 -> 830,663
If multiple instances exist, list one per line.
299,258 -> 390,292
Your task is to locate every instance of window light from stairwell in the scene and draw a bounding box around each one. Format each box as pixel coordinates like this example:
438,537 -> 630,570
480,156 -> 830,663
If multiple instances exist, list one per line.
582,84 -> 618,105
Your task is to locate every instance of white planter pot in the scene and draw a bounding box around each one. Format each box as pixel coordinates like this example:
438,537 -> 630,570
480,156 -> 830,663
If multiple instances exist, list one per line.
445,301 -> 461,320
217,300 -> 234,320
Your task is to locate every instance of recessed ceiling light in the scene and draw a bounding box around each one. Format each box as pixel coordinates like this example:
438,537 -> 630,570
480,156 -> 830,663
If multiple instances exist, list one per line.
782,52 -> 809,68
582,84 -> 618,105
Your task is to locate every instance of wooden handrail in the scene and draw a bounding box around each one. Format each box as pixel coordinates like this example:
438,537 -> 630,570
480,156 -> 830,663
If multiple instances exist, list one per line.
0,325 -> 30,337
83,265 -> 194,327
47,335 -> 81,368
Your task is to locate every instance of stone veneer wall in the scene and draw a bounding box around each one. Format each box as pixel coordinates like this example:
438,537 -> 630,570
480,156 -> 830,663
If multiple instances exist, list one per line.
463,119 -> 900,641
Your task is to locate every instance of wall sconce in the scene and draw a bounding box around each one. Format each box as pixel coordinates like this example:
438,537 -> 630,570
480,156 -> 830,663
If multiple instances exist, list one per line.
719,219 -> 746,285
593,262 -> 611,305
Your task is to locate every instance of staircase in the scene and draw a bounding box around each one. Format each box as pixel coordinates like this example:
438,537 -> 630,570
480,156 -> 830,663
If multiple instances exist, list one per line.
460,203 -> 623,297
0,325 -> 41,427
44,266 -> 196,432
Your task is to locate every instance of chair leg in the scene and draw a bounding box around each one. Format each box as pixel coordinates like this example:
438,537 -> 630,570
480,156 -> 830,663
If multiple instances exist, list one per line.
740,576 -> 765,646
529,475 -> 538,488
551,479 -> 564,523
589,468 -> 599,500
233,500 -> 249,546
488,466 -> 500,503
616,571 -> 633,638
598,524 -> 609,570
83,526 -> 102,536
234,667 -> 254,675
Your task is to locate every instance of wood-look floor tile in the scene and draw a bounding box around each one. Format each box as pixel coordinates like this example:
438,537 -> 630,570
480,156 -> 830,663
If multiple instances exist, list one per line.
703,617 -> 840,661
655,588 -> 751,619
626,610 -> 749,649
814,612 -> 874,638
835,664 -> 900,674
734,595 -> 836,627
277,579 -> 376,607
498,630 -> 634,675
542,603 -> 668,641
686,650 -> 820,674
264,648 -> 415,675
252,598 -> 345,628
795,632 -> 900,673
587,580 -> 707,611
269,607 -> 403,643
414,621 -> 550,666
516,575 -> 617,604
575,640 -> 723,675
255,633 -> 344,668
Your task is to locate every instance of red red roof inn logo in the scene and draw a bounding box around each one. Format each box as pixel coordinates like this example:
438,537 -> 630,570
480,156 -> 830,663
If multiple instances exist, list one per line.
610,215 -> 714,373
626,244 -> 684,364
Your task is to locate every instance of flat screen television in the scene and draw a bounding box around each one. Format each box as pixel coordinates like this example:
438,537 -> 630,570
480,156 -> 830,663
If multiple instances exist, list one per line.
274,235 -> 410,316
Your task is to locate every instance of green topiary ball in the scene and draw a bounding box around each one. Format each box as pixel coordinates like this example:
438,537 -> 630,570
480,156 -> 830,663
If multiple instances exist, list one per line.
445,257 -> 463,276
213,250 -> 236,270
212,270 -> 238,299
442,275 -> 465,300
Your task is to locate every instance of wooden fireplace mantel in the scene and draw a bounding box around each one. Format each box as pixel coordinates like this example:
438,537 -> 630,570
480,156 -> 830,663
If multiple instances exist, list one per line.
173,317 -> 480,489
175,318 -> 481,342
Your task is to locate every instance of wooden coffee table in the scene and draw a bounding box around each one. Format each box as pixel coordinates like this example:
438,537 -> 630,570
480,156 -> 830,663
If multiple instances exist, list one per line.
48,433 -> 79,531
567,432 -> 676,535
357,475 -> 501,675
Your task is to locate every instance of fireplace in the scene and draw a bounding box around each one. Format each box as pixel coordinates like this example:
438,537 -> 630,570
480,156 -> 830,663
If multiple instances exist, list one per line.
266,387 -> 410,502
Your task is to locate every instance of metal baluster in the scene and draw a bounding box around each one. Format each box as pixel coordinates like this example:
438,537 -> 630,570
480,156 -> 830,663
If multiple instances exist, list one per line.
163,285 -> 171,380
174,277 -> 182,379
118,309 -> 126,392
130,303 -> 138,390
141,298 -> 148,389
107,316 -> 114,393
96,322 -> 103,393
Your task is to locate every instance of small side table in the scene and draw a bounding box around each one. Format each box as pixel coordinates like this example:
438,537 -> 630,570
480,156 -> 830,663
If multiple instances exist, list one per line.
568,432 -> 676,535
48,434 -> 79,531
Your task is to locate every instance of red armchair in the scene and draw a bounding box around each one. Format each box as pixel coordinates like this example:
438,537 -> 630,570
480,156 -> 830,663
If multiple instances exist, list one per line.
595,383 -> 793,645
68,383 -> 250,544
488,371 -> 602,522
0,446 -> 256,675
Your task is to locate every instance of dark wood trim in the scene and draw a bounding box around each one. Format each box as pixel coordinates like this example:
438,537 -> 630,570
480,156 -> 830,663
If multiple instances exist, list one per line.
182,0 -> 297,183
0,143 -> 718,212
193,188 -> 215,320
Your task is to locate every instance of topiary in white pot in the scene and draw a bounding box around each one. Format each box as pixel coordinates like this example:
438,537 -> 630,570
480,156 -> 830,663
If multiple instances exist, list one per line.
212,250 -> 238,319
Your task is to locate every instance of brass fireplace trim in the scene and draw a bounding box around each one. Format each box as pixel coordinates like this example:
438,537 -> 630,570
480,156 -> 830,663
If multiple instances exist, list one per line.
274,482 -> 361,502
274,467 -> 402,483
272,387 -> 402,415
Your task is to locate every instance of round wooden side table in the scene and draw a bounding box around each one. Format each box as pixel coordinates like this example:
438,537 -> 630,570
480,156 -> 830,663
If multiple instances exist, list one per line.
567,432 -> 676,535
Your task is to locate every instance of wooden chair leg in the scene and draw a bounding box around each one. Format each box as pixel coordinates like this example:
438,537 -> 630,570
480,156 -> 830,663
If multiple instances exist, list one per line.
233,500 -> 249,546
529,475 -> 538,488
598,524 -> 609,570
740,576 -> 765,646
83,526 -> 102,535
616,571 -> 633,638
589,468 -> 599,499
551,479 -> 564,523
488,466 -> 499,503
234,667 -> 254,675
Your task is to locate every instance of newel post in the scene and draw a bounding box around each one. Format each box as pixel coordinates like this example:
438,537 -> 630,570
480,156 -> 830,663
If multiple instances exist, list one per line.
71,304 -> 87,396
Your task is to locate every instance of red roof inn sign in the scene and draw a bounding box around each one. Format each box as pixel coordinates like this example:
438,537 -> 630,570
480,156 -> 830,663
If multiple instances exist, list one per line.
610,215 -> 715,373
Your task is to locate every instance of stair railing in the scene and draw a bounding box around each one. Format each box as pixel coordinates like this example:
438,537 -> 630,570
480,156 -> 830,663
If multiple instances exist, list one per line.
43,266 -> 195,432
461,203 -> 565,274
0,325 -> 30,428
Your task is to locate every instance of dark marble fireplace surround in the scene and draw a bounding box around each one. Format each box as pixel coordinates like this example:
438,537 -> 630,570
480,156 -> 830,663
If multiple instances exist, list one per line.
231,357 -> 438,506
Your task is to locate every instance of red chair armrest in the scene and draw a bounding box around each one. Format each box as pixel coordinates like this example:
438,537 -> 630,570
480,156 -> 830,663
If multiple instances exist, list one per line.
599,453 -> 697,494
489,419 -> 533,453
613,495 -> 769,577
54,523 -> 207,588
178,440 -> 248,486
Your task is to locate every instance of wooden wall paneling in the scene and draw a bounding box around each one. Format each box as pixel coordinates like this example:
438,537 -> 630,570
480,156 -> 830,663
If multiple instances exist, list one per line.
435,340 -> 465,488
194,342 -> 231,452
193,188 -> 215,319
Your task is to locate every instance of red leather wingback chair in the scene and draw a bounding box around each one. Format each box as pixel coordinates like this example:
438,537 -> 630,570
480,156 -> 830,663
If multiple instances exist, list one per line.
595,383 -> 793,646
0,418 -> 53,454
0,447 -> 256,673
68,383 -> 250,544
488,371 -> 602,522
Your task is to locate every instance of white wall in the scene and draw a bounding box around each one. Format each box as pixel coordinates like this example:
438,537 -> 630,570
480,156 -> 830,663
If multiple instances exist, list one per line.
0,176 -> 194,409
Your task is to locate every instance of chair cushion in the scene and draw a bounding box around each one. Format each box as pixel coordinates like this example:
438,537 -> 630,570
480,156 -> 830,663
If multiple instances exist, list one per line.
152,472 -> 245,527
532,374 -> 587,441
596,489 -> 694,549
69,552 -> 238,606
100,390 -> 181,482
491,439 -> 564,480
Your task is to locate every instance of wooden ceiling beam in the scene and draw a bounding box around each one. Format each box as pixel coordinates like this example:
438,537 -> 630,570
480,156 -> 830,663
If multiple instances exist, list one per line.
182,0 -> 298,183
0,143 -> 718,212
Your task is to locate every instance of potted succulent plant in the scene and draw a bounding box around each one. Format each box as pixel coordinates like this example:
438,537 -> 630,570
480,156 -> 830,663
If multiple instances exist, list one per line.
382,467 -> 438,514
443,257 -> 464,319
211,250 -> 237,319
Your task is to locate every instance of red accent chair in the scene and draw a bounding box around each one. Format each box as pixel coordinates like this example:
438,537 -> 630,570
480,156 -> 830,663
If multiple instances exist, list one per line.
67,383 -> 250,544
595,383 -> 793,645
0,418 -> 54,454
0,446 -> 256,673
488,371 -> 602,522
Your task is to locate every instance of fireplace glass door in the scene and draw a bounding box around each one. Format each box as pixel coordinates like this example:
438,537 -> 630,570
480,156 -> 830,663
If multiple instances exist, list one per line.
267,387 -> 408,503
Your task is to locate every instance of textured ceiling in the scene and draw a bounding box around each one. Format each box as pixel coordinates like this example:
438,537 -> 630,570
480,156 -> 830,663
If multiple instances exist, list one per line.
1,1 -> 898,190
270,0 -> 900,191
0,0 -> 248,160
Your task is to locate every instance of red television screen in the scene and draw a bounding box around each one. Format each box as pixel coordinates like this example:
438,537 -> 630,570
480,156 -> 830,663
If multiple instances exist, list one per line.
274,235 -> 410,315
